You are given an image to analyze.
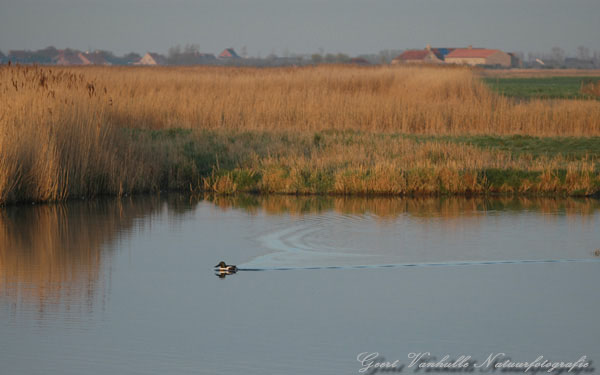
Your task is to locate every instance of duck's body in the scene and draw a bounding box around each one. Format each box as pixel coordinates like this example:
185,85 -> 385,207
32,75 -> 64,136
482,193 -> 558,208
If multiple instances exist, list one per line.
215,261 -> 237,273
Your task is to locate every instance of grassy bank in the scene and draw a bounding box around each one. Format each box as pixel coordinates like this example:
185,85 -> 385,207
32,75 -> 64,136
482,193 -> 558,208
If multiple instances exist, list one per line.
403,133 -> 600,159
1,64 -> 600,203
183,130 -> 600,196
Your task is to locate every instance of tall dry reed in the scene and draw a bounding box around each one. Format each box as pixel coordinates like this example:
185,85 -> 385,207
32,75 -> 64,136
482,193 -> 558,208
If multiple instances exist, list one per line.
1,64 -> 599,203
5,64 -> 599,135
68,65 -> 600,135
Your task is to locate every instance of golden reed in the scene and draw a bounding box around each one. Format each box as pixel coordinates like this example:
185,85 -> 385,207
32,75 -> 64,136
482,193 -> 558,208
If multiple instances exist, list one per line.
1,64 -> 599,203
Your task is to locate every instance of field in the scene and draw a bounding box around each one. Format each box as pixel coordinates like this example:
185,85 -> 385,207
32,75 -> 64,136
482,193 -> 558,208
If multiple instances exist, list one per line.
1,64 -> 600,203
480,69 -> 600,78
483,76 -> 600,99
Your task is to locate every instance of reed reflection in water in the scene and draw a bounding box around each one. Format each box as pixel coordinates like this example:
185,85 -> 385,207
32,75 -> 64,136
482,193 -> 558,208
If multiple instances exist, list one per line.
207,195 -> 600,269
1,194 -> 599,375
1,194 -> 599,319
206,194 -> 600,219
0,197 -> 167,321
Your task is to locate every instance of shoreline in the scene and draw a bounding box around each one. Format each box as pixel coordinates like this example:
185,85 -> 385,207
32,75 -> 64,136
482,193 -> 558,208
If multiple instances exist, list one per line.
1,128 -> 599,205
3,188 -> 599,208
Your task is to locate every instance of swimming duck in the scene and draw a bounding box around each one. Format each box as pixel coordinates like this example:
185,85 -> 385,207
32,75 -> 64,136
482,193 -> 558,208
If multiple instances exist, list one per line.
215,261 -> 238,273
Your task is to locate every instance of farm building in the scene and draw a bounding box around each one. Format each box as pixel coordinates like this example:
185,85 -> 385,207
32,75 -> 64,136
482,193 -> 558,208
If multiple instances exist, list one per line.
431,47 -> 455,60
218,48 -> 240,59
392,46 -> 444,64
508,53 -> 523,68
54,50 -> 91,65
81,51 -> 111,65
136,52 -> 168,65
445,47 -> 511,67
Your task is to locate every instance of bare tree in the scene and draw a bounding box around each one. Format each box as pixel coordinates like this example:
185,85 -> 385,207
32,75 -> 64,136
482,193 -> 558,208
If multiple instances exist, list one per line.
168,44 -> 209,65
551,47 -> 565,63
324,53 -> 336,63
378,49 -> 403,64
122,52 -> 142,65
311,53 -> 323,64
514,51 -> 525,61
577,46 -> 590,60
184,44 -> 200,54
168,45 -> 182,59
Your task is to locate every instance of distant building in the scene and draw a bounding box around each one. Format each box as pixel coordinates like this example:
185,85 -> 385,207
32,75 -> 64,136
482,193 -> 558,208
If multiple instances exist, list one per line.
81,51 -> 111,65
391,45 -> 444,64
218,48 -> 241,59
136,52 -> 168,65
508,53 -> 523,68
431,47 -> 455,60
445,47 -> 511,67
392,50 -> 442,65
54,50 -> 90,65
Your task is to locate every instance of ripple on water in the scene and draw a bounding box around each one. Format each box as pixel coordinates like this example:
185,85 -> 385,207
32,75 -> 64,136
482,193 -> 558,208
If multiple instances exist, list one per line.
240,202 -> 600,269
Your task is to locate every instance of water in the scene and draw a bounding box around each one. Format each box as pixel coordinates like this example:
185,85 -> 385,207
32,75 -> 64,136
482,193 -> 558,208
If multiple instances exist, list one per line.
1,195 -> 599,374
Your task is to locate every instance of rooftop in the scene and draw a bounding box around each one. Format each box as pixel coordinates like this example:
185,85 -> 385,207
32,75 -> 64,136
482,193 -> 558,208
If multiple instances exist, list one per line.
396,50 -> 431,61
446,49 -> 500,58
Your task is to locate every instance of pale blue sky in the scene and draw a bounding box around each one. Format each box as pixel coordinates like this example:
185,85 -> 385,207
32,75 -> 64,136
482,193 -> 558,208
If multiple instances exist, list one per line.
1,0 -> 598,56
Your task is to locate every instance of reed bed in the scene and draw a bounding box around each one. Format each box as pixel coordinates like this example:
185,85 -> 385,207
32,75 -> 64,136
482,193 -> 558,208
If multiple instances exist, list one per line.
1,64 -> 599,203
582,80 -> 600,97
197,131 -> 599,196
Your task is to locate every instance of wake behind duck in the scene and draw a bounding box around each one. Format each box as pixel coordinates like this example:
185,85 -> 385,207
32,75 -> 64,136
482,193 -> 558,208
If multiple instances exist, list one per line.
214,257 -> 600,278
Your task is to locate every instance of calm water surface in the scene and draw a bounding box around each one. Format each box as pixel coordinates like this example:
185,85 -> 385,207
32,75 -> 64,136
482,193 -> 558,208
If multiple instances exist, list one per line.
1,195 -> 599,374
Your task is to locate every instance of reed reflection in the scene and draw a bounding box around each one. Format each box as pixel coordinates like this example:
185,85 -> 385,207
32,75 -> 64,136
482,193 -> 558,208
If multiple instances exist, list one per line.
204,194 -> 600,219
2,194 -> 598,319
0,197 -> 167,319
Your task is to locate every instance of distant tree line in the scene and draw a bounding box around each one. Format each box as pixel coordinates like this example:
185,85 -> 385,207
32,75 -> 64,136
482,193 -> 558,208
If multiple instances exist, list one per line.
526,46 -> 600,68
0,46 -> 141,65
167,44 -> 216,65
1,45 -> 599,68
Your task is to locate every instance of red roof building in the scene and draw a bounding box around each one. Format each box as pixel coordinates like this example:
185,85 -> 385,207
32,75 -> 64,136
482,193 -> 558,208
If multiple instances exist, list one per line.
81,51 -> 111,65
54,50 -> 90,65
136,52 -> 168,65
392,46 -> 444,64
445,47 -> 511,67
218,48 -> 240,59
